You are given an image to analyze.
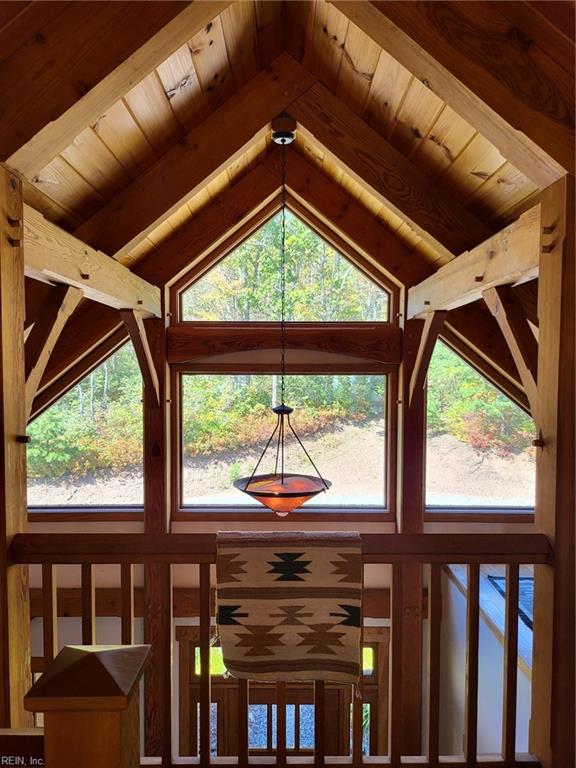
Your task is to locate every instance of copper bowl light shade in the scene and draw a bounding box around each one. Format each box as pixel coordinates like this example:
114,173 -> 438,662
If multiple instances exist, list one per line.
234,473 -> 332,516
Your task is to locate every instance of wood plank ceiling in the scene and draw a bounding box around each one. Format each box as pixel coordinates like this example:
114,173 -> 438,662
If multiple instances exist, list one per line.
19,0 -> 540,274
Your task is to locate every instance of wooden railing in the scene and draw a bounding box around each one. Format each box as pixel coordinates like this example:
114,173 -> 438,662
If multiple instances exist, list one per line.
12,533 -> 549,768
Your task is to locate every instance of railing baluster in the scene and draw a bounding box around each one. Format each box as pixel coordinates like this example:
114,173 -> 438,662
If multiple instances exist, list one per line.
199,563 -> 211,767
314,679 -> 325,767
352,678 -> 364,764
120,562 -> 134,645
81,562 -> 95,644
238,678 -> 249,763
502,563 -> 519,765
276,681 -> 287,767
389,562 -> 403,767
42,563 -> 57,664
427,563 -> 442,766
464,563 -> 480,765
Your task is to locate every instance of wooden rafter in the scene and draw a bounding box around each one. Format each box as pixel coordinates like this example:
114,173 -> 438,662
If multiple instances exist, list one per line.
29,156 -> 280,418
4,1 -> 233,178
23,204 -> 161,317
25,285 -> 83,421
482,286 -> 539,417
408,312 -> 448,407
121,310 -> 160,407
407,205 -> 541,319
291,82 -> 491,261
330,1 -> 570,186
74,53 -> 314,259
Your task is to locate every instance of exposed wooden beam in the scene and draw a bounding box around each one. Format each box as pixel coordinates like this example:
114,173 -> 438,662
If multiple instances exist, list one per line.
531,176 -> 575,768
330,1 -> 569,186
75,53 -> 314,259
409,312 -> 448,407
121,310 -> 160,407
0,167 -> 32,727
167,322 -> 402,366
285,150 -> 432,289
4,1 -> 233,178
25,285 -> 83,421
482,286 -> 538,417
284,152 -> 526,404
30,156 -> 280,417
292,82 -> 490,261
23,203 -> 160,316
408,205 -> 541,319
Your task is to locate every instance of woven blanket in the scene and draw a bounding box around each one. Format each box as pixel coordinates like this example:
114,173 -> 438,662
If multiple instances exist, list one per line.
216,531 -> 362,685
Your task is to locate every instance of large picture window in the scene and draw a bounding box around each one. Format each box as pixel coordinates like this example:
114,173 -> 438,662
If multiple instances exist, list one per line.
180,373 -> 387,508
426,341 -> 535,509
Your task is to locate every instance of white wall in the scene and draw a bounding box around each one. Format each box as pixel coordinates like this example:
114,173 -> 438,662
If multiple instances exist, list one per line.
439,572 -> 531,755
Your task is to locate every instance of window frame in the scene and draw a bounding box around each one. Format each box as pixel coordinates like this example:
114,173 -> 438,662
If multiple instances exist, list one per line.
170,204 -> 400,523
423,337 -> 536,524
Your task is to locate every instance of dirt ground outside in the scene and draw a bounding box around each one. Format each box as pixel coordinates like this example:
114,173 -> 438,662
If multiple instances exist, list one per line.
28,422 -> 535,509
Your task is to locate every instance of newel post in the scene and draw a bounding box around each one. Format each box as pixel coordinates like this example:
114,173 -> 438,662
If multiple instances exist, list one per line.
25,645 -> 150,768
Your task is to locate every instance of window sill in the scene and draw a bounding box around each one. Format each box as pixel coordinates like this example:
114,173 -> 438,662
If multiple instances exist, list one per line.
424,507 -> 534,524
174,506 -> 393,523
28,506 -> 144,522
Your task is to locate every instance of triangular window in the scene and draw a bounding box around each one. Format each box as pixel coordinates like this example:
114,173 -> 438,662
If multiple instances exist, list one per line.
27,343 -> 143,507
181,210 -> 389,322
426,341 -> 535,509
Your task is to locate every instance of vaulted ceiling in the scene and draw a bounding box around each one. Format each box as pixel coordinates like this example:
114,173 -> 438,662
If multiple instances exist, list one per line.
2,0 -> 573,418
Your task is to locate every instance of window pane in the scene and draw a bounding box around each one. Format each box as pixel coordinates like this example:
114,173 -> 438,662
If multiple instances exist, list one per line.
286,705 -> 296,749
27,344 -> 143,506
426,342 -> 535,508
181,211 -> 389,322
181,374 -> 387,507
196,702 -> 218,756
248,704 -> 268,749
363,646 -> 374,675
193,647 -> 227,676
299,704 -> 315,748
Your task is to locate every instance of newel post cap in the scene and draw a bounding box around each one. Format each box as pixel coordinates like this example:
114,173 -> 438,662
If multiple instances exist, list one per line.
24,644 -> 151,712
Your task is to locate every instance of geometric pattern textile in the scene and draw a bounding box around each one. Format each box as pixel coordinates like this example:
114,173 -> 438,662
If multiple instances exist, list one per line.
216,531 -> 362,685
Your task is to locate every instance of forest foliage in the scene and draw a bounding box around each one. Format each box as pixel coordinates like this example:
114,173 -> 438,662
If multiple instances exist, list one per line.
27,213 -> 534,481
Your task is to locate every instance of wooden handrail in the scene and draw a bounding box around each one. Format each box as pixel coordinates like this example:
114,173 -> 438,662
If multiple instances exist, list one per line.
11,533 -> 551,564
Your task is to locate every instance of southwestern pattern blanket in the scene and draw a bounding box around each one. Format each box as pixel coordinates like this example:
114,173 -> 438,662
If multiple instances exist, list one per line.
216,531 -> 363,685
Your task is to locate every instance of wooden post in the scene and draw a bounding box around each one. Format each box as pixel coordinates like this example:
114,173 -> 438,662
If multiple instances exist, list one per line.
142,315 -> 172,764
530,176 -> 575,767
0,167 -> 32,727
395,317 -> 426,754
25,644 -> 150,768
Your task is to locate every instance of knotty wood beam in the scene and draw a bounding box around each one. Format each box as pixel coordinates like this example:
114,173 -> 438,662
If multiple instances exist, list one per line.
142,318 -> 172,761
408,312 -> 447,407
482,286 -> 538,418
0,167 -> 32,727
75,54 -> 315,259
330,1 -> 569,186
23,204 -> 161,316
30,156 -> 280,418
530,176 -> 575,768
25,284 -> 83,421
407,204 -> 541,319
291,81 -> 491,261
285,152 -> 527,405
166,322 -> 402,366
4,1 -> 233,178
121,310 -> 160,407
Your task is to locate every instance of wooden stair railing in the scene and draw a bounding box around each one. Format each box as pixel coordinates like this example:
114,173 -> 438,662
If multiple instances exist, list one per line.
11,532 -> 549,768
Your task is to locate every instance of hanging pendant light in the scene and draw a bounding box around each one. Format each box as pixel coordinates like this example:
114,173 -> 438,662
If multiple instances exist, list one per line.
233,126 -> 331,516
